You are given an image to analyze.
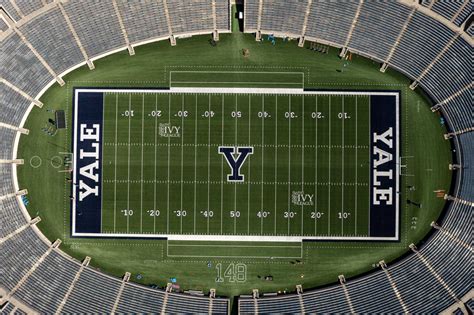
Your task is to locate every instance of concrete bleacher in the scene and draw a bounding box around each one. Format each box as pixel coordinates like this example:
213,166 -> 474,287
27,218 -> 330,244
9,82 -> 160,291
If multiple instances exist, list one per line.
441,90 -> 472,132
348,1 -> 412,61
390,11 -> 456,79
305,1 -> 359,46
13,251 -> 80,314
0,227 -> 49,291
458,134 -> 474,202
0,18 -> 9,32
0,302 -> 15,314
243,0 -> 259,31
12,0 -> 44,17
302,284 -> 350,313
115,0 -> 169,44
62,1 -> 126,58
347,271 -> 405,313
0,1 -> 22,22
62,268 -> 122,313
0,197 -> 26,239
19,7 -> 85,75
116,283 -> 166,313
1,33 -> 51,98
419,36 -> 470,103
215,0 -> 231,31
425,1 -> 472,27
259,0 -> 306,35
167,0 -> 214,35
0,164 -> 15,197
0,84 -> 32,127
0,127 -> 17,160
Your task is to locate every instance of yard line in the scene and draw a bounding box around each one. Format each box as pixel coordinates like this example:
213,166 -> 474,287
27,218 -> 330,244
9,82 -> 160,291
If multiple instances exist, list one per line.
140,94 -> 145,233
274,96 -> 277,235
301,95 -> 304,236
220,95 -> 224,234
328,95 -> 331,235
127,94 -> 131,233
167,94 -> 171,234
314,96 -> 317,235
114,94 -> 118,232
261,95 -> 264,235
194,94 -> 197,234
341,95 -> 344,235
153,94 -> 158,234
181,94 -> 185,234
355,96 -> 358,235
248,95 -> 251,235
234,95 -> 237,235
207,94 -> 211,234
288,95 -> 291,235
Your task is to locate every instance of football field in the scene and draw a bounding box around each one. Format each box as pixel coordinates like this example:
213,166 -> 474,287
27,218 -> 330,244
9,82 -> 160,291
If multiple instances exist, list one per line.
72,88 -> 399,241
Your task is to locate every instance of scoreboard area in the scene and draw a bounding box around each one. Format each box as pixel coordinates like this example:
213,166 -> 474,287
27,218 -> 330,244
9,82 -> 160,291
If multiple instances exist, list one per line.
72,88 -> 399,241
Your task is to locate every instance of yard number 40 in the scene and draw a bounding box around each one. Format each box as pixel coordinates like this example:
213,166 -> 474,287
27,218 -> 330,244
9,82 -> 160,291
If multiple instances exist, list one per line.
215,263 -> 247,283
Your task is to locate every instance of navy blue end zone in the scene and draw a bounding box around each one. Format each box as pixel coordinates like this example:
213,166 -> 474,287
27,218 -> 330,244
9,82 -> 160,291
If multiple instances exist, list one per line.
369,94 -> 399,239
72,91 -> 104,235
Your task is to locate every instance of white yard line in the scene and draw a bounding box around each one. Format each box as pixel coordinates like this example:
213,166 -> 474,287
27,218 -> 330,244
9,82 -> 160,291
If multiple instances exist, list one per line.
193,95 -> 197,234
207,95 -> 211,234
234,95 -> 237,235
288,95 -> 291,235
181,95 -> 185,234
140,94 -> 145,233
101,94 -> 105,233
328,95 -> 331,235
301,95 -> 304,236
355,96 -> 358,235
127,94 -> 131,233
314,96 -> 318,235
153,94 -> 158,234
274,96 -> 277,235
114,94 -> 118,232
368,96 -> 371,236
341,96 -> 344,235
261,95 -> 264,235
167,95 -> 171,233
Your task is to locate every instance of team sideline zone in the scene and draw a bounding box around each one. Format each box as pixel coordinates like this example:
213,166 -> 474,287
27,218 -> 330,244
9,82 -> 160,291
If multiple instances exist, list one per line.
72,87 -> 400,241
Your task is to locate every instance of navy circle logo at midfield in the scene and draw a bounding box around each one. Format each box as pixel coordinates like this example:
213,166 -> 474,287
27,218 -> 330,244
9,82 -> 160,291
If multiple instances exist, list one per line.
218,146 -> 254,182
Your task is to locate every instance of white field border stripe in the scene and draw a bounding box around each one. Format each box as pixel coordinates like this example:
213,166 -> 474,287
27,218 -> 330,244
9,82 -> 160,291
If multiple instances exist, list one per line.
72,232 -> 398,241
71,89 -> 400,241
395,93 -> 400,240
75,88 -> 399,97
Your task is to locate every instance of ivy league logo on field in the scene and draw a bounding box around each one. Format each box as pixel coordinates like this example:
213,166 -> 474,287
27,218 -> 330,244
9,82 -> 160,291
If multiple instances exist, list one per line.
218,146 -> 254,182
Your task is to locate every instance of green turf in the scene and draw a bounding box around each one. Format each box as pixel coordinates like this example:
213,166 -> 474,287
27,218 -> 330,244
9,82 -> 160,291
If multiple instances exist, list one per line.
97,91 -> 372,238
16,29 -> 452,301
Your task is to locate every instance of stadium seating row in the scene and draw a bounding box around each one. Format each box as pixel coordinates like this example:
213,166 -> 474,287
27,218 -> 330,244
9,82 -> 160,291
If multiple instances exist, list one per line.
0,0 -> 471,313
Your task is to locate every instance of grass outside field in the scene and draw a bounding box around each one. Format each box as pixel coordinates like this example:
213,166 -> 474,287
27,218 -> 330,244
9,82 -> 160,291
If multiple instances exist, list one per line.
17,29 -> 452,300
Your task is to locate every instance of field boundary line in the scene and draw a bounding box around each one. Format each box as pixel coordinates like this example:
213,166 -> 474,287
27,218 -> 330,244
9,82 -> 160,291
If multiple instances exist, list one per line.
140,94 -> 145,233
328,95 -> 331,235
153,94 -> 158,234
113,94 -> 118,232
126,94 -> 131,233
193,95 -> 197,234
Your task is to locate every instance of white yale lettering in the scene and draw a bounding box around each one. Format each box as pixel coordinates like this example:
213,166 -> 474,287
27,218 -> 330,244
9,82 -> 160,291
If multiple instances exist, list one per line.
79,124 -> 100,201
373,127 -> 393,206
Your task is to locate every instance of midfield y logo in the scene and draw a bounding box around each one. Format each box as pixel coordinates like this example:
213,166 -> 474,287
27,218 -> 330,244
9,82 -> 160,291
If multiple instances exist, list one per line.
218,146 -> 254,182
